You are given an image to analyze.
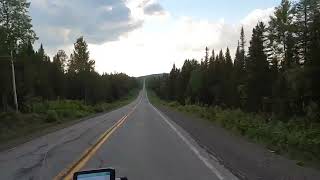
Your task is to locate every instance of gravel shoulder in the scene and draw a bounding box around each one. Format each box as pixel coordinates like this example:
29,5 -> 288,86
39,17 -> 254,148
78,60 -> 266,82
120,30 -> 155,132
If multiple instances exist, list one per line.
156,105 -> 320,180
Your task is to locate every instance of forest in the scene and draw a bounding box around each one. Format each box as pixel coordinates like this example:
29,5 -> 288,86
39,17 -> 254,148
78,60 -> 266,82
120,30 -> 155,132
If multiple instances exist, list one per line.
149,0 -> 320,118
148,0 -> 320,163
0,0 -> 139,141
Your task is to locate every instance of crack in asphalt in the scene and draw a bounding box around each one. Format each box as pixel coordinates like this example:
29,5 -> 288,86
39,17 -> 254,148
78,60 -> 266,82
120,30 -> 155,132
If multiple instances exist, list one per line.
14,154 -> 45,179
6,105 -> 134,180
34,112 -> 125,178
16,144 -> 48,159
0,144 -> 48,163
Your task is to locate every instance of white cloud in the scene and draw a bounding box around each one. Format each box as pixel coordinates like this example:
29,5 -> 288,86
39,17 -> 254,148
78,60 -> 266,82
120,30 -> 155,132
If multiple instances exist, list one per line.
30,0 -> 274,77
30,0 -> 143,49
241,8 -> 274,26
240,7 -> 275,46
89,7 -> 275,77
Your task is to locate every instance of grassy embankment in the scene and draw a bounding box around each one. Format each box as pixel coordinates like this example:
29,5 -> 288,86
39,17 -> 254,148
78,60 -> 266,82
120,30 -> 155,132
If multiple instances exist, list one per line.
0,89 -> 139,145
147,90 -> 320,168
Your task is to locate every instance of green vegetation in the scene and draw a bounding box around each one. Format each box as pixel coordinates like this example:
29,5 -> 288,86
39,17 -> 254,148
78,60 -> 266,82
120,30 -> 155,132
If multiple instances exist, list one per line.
148,90 -> 320,167
0,0 -> 140,144
0,0 -> 139,113
148,0 -> 320,117
0,89 -> 139,143
147,0 -> 320,166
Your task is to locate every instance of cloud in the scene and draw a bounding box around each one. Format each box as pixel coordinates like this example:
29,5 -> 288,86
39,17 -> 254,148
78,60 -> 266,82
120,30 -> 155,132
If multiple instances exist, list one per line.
28,0 -> 275,77
30,0 -> 143,49
143,2 -> 165,16
240,8 -> 275,45
30,0 -> 170,56
89,7 -> 275,77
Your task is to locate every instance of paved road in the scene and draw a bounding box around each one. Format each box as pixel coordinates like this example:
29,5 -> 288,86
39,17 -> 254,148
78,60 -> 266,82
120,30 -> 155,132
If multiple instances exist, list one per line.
0,88 -> 237,180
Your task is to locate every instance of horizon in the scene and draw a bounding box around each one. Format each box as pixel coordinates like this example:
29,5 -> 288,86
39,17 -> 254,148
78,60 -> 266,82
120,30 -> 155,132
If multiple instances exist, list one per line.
29,0 -> 280,77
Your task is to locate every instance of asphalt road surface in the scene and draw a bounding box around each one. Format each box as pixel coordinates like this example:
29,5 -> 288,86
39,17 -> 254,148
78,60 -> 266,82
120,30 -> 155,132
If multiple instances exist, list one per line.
0,88 -> 237,180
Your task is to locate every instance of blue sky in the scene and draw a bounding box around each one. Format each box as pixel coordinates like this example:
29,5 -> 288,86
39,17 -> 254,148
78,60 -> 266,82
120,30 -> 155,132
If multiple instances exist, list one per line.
160,0 -> 280,22
30,0 -> 280,76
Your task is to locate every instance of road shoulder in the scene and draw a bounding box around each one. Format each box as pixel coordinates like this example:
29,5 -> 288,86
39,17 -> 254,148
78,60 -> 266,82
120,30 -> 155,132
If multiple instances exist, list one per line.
156,105 -> 320,180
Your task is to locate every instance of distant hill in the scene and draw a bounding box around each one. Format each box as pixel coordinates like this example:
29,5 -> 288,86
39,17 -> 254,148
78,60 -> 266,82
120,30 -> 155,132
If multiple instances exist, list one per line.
138,73 -> 168,79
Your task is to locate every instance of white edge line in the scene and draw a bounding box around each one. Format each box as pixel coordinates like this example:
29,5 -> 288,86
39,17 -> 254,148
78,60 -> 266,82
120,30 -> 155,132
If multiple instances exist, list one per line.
149,103 -> 225,180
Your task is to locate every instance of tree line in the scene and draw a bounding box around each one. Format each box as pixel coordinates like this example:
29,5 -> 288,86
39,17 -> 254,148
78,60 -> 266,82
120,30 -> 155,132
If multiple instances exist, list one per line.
0,0 -> 139,112
148,0 -> 320,118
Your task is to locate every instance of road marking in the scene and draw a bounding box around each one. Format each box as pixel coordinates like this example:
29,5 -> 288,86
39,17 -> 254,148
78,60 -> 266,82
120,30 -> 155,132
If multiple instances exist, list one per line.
54,98 -> 141,180
149,103 -> 225,180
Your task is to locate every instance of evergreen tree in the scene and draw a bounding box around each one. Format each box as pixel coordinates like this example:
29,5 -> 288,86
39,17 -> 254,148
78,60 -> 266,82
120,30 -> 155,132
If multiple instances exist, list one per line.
52,50 -> 68,97
293,0 -> 319,64
168,64 -> 179,100
234,41 -> 241,71
148,0 -> 320,119
68,37 -> 95,73
247,22 -> 271,111
268,0 -> 295,69
225,47 -> 233,72
53,50 -> 68,72
239,26 -> 247,70
34,45 -> 53,99
225,47 -> 235,106
204,46 -> 209,68
306,5 -> 320,103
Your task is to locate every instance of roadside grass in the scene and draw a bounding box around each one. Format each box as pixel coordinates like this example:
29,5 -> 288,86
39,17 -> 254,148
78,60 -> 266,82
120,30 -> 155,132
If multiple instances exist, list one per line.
0,89 -> 139,145
147,90 -> 320,168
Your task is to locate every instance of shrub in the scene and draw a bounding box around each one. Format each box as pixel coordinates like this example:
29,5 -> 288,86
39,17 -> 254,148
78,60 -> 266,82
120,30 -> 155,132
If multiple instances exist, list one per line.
160,98 -> 320,162
32,102 -> 49,113
168,101 -> 180,107
46,110 -> 59,123
305,101 -> 320,122
93,103 -> 112,113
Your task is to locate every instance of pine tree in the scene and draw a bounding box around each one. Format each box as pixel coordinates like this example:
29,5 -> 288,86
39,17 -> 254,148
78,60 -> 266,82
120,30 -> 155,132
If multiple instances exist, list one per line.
52,50 -> 68,97
294,0 -> 319,65
68,37 -> 95,73
225,47 -> 235,106
205,46 -> 209,67
306,4 -> 320,102
168,64 -> 179,100
268,0 -> 295,69
234,28 -> 247,84
240,26 -> 247,70
53,50 -> 68,72
225,47 -> 233,72
247,22 -> 271,111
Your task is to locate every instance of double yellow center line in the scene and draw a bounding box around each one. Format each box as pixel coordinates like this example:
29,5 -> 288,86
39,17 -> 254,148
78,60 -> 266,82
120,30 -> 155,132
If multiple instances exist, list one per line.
54,98 -> 141,180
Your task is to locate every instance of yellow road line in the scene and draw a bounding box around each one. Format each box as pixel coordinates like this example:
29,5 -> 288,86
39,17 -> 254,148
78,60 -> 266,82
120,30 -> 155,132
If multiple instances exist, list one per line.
54,102 -> 139,180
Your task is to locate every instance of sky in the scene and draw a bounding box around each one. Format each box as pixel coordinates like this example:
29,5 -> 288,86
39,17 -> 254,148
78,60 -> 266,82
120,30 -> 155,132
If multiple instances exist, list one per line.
29,0 -> 280,77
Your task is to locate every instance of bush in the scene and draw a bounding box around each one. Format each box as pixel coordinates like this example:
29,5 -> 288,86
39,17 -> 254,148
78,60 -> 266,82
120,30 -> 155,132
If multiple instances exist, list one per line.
159,98 -> 320,163
305,101 -> 320,122
32,102 -> 49,113
168,101 -> 180,108
46,110 -> 59,123
93,103 -> 112,113
0,89 -> 139,142
56,109 -> 74,118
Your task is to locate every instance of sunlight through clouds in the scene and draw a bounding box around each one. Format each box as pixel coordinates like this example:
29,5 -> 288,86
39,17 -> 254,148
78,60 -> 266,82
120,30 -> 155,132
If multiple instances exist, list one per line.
30,0 -> 274,77
90,6 -> 274,76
